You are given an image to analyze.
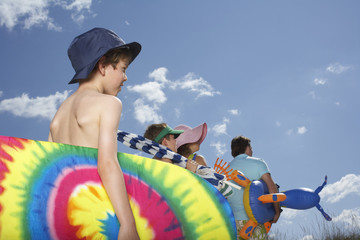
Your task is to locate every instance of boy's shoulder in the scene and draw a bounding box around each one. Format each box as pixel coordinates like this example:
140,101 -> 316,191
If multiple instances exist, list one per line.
74,90 -> 122,106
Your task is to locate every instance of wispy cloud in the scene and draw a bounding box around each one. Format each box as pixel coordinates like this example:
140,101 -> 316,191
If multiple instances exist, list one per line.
320,174 -> 360,203
286,126 -> 308,135
326,63 -> 351,74
149,67 -> 170,85
0,90 -> 3,97
211,118 -> 229,136
128,81 -> 167,104
309,91 -> 317,99
314,78 -> 327,85
228,109 -> 240,115
127,67 -> 220,125
210,141 -> 227,156
281,208 -> 303,220
0,91 -> 70,120
175,108 -> 181,119
132,99 -> 163,124
170,72 -> 221,99
297,126 -> 307,134
61,0 -> 93,24
332,208 -> 360,228
0,0 -> 93,31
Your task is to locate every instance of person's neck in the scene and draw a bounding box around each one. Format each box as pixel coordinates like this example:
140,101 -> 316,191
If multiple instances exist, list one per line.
78,79 -> 104,93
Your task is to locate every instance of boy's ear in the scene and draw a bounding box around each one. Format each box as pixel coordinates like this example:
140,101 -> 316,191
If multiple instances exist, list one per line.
161,138 -> 168,147
98,56 -> 106,75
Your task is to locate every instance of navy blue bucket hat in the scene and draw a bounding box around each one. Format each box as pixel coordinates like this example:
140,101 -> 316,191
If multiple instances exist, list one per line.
67,27 -> 141,84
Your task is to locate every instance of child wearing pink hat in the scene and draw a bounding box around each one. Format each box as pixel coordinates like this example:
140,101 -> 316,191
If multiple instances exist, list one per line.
174,123 -> 208,166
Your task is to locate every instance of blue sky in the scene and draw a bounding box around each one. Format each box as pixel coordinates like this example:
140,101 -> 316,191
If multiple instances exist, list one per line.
1,1 -> 359,239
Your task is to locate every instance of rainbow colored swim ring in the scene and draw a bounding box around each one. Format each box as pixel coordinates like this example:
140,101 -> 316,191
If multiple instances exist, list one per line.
0,136 -> 236,239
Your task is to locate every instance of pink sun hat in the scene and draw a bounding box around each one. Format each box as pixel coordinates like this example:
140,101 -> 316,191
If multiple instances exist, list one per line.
174,123 -> 207,149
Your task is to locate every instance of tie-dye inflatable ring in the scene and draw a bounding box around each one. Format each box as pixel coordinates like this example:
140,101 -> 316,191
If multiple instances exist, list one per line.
0,136 -> 236,239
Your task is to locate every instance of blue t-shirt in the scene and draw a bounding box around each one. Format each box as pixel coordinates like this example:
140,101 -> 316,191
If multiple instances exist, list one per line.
226,154 -> 270,220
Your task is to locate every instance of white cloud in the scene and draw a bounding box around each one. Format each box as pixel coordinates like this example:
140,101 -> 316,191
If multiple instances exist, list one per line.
148,67 -> 170,85
0,91 -> 70,120
125,20 -> 130,26
170,72 -> 221,99
286,129 -> 294,135
127,81 -> 167,104
228,109 -> 239,115
297,126 -> 307,135
275,121 -> 281,127
314,78 -> 327,85
63,0 -> 91,12
0,0 -> 93,30
210,141 -> 227,156
320,174 -> 360,203
0,90 -> 3,97
332,208 -> 360,228
326,63 -> 351,74
281,208 -> 302,220
132,99 -> 163,124
212,118 -> 229,136
212,123 -> 227,136
128,67 -> 220,125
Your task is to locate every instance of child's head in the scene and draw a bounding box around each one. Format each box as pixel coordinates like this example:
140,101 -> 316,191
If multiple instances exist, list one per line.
174,123 -> 207,156
67,27 -> 141,84
231,136 -> 252,157
144,123 -> 184,152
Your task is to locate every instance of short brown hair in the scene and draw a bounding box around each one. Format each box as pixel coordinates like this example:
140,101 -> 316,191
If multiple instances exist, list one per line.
231,136 -> 251,157
102,47 -> 132,69
144,123 -> 170,142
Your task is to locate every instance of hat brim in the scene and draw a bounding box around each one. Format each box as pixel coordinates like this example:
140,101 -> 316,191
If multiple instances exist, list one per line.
68,41 -> 141,84
175,123 -> 207,149
154,126 -> 184,143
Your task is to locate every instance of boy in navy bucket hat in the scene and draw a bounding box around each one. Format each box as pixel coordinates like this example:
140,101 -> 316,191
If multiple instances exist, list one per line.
67,27 -> 141,84
49,28 -> 141,239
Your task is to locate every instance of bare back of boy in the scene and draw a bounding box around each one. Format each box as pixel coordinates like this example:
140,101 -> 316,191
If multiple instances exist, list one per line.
49,86 -> 139,240
49,88 -> 121,149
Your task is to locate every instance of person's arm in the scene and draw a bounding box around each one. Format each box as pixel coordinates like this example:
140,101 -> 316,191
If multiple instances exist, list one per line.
48,132 -> 53,142
97,97 -> 139,240
186,160 -> 198,173
157,158 -> 173,164
261,173 -> 281,223
194,154 -> 207,166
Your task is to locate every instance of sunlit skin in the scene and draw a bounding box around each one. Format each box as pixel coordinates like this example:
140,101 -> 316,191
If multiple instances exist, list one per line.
102,58 -> 129,96
183,142 -> 207,166
162,134 -> 177,152
49,56 -> 139,240
159,135 -> 199,173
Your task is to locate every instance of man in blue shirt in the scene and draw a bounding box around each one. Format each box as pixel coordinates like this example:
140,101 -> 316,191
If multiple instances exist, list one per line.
227,136 -> 281,240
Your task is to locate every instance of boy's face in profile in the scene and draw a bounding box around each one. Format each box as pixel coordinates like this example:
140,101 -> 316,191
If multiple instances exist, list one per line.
163,134 -> 177,152
104,57 -> 130,96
